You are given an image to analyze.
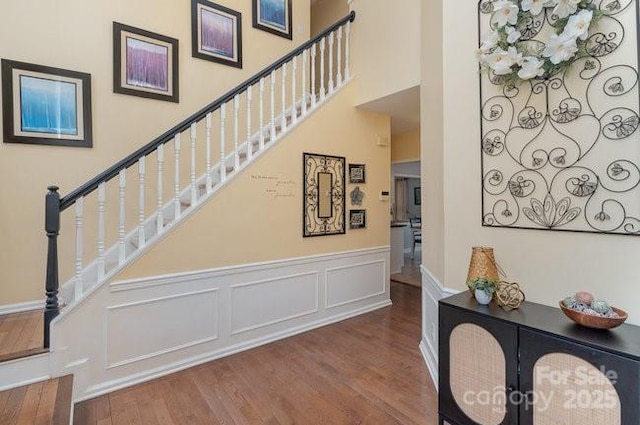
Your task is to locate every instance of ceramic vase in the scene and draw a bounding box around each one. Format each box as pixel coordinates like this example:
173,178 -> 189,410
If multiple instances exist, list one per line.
475,289 -> 492,305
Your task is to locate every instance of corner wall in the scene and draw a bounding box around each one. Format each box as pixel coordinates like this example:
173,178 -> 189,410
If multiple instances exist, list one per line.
0,0 -> 310,304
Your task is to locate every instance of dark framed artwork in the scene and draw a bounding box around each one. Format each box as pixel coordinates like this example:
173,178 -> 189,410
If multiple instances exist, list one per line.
349,210 -> 366,229
348,163 -> 365,183
192,0 -> 243,68
1,59 -> 92,147
414,186 -> 421,205
113,22 -> 179,103
252,0 -> 292,40
303,152 -> 345,237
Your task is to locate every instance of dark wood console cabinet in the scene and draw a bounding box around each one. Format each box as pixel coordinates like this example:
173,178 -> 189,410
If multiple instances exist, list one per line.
438,292 -> 640,425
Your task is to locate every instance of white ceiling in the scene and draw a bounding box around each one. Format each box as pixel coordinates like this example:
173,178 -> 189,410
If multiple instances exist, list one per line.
357,85 -> 421,135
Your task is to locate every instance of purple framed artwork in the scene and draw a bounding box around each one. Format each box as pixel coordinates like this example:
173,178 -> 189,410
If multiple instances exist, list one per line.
192,0 -> 243,68
113,22 -> 179,103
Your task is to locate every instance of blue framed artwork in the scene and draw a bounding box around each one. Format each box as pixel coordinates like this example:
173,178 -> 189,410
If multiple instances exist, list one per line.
113,22 -> 179,103
1,59 -> 92,147
192,0 -> 243,68
252,0 -> 292,40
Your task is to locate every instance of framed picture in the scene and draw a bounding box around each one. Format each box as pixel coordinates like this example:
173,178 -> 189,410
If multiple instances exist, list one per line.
414,186 -> 421,205
348,163 -> 366,183
113,22 -> 179,103
349,209 -> 366,229
1,59 -> 92,147
252,0 -> 292,40
192,0 -> 243,68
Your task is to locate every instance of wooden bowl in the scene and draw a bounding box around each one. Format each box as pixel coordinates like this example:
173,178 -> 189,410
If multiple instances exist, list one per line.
559,302 -> 628,330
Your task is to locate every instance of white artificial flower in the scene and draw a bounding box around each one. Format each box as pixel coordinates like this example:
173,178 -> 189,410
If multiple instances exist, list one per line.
485,47 -> 523,75
505,26 -> 522,43
542,32 -> 578,64
563,9 -> 593,41
480,29 -> 500,53
552,0 -> 581,19
517,57 -> 546,79
521,0 -> 554,16
493,0 -> 519,28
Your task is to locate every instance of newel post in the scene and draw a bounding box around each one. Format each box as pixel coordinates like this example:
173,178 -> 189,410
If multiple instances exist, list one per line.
44,185 -> 61,349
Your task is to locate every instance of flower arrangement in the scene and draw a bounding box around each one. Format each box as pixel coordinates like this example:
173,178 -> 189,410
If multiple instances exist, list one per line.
478,0 -> 603,86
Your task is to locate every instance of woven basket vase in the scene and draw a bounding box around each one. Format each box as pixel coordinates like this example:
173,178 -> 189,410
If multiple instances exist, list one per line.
466,247 -> 499,294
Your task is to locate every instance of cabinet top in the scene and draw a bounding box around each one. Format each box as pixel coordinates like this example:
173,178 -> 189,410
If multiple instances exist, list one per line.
440,292 -> 640,361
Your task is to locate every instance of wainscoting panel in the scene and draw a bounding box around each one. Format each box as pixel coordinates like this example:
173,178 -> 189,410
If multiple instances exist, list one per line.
326,260 -> 386,309
50,247 -> 390,401
230,272 -> 319,335
106,289 -> 219,368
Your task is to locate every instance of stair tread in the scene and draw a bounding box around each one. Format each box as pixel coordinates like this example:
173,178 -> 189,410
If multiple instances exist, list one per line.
0,374 -> 73,425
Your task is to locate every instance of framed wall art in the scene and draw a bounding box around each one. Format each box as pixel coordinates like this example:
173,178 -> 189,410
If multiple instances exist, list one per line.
303,152 -> 345,237
348,163 -> 366,183
113,22 -> 179,103
1,59 -> 92,147
349,209 -> 366,229
252,0 -> 292,40
192,0 -> 243,68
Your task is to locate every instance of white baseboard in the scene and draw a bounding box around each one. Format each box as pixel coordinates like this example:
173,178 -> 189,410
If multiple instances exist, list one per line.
419,265 -> 459,391
0,353 -> 50,392
51,247 -> 391,401
0,300 -> 44,315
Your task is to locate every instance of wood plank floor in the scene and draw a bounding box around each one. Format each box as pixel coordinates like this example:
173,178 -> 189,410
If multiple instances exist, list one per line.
0,374 -> 74,425
74,282 -> 437,425
0,310 -> 44,363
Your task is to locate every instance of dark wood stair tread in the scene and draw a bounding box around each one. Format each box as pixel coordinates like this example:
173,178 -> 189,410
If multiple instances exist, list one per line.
0,374 -> 73,425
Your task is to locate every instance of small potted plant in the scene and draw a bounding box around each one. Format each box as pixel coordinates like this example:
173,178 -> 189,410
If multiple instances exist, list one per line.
467,277 -> 496,305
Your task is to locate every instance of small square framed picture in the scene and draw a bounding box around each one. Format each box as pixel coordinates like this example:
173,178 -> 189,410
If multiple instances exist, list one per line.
113,22 -> 179,103
192,0 -> 243,68
349,209 -> 366,229
348,163 -> 366,184
252,0 -> 292,40
1,59 -> 92,147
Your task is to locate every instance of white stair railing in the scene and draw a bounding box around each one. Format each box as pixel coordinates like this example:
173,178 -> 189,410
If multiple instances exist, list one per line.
42,11 -> 356,346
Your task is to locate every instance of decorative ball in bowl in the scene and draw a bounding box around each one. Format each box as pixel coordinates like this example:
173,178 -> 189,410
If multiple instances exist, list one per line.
559,292 -> 628,330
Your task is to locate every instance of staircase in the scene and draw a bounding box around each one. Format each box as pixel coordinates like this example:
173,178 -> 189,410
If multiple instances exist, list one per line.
0,11 -> 357,415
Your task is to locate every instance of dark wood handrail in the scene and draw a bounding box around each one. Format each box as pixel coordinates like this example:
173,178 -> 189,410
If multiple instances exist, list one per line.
59,11 -> 355,212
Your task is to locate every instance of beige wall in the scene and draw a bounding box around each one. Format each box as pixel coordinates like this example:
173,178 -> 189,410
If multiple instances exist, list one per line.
0,0 -> 310,304
391,129 -> 420,164
421,0 -> 445,281
349,0 -> 421,106
311,0 -> 349,36
119,83 -> 390,279
422,0 -> 640,324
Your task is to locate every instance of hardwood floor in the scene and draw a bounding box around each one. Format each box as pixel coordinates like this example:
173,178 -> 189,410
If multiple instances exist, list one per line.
0,375 -> 73,425
0,310 -> 44,363
74,282 -> 437,425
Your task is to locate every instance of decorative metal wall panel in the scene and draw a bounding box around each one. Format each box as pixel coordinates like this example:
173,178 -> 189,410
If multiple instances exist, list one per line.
303,152 -> 346,237
479,0 -> 640,235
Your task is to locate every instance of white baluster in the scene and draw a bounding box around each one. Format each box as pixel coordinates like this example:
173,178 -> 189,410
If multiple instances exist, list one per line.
328,32 -> 335,94
345,21 -> 351,80
220,103 -> 227,182
74,197 -> 84,300
205,113 -> 213,193
259,78 -> 265,151
302,50 -> 308,116
97,183 -> 106,281
270,71 -> 276,141
311,44 -> 317,108
234,94 -> 240,170
138,156 -> 146,248
292,56 -> 298,125
118,170 -> 126,265
336,27 -> 343,86
156,144 -> 164,235
246,85 -> 253,161
174,134 -> 181,219
190,123 -> 197,204
281,63 -> 287,132
320,38 -> 326,101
